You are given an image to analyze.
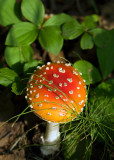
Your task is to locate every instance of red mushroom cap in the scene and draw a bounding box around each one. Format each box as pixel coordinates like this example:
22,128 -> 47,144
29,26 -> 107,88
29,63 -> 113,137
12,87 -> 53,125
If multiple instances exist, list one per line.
26,62 -> 86,123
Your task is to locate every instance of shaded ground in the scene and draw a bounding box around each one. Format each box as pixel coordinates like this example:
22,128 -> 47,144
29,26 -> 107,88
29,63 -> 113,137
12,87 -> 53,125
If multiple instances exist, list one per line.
0,0 -> 114,159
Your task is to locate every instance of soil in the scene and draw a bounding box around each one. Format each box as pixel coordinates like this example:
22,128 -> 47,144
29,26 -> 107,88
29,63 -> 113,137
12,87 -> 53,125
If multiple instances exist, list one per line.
0,0 -> 114,160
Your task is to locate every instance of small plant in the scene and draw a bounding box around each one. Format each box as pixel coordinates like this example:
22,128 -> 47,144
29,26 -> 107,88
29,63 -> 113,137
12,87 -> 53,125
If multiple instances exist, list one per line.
0,0 -> 114,159
0,0 -> 114,93
62,78 -> 114,160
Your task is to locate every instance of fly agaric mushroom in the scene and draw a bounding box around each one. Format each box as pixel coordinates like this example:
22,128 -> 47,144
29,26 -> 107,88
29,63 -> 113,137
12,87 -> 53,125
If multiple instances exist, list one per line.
25,62 -> 86,155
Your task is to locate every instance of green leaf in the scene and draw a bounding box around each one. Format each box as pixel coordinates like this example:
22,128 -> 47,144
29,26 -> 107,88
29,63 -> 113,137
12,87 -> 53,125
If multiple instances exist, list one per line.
91,29 -> 114,78
24,60 -> 43,81
5,22 -> 39,46
97,47 -> 114,79
80,32 -> 94,49
21,0 -> 44,26
43,13 -> 75,27
0,0 -> 21,26
24,60 -> 42,74
91,14 -> 99,22
0,68 -> 19,87
39,26 -> 63,55
11,80 -> 25,95
5,46 -> 33,74
82,14 -> 99,30
73,60 -> 101,85
90,28 -> 108,48
62,20 -> 84,40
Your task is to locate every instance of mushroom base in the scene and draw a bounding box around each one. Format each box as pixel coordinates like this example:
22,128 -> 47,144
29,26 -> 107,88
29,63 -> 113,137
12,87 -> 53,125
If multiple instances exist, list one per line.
40,122 -> 60,156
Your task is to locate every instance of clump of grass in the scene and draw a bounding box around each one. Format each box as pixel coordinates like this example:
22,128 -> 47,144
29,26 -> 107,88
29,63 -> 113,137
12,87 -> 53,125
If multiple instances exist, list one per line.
61,87 -> 114,160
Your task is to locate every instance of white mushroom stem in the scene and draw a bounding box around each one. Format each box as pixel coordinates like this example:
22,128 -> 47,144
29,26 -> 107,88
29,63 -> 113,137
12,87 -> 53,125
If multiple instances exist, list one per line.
40,122 -> 60,156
